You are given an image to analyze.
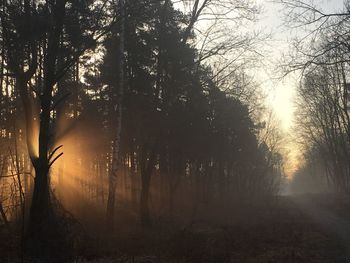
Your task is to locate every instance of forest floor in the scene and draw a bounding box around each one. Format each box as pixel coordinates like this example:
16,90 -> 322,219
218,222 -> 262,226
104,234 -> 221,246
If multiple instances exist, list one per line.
76,195 -> 348,263
2,194 -> 350,262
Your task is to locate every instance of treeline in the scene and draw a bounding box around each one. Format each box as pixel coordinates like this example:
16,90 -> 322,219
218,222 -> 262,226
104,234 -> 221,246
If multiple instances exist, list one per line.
0,0 -> 283,261
282,1 -> 350,193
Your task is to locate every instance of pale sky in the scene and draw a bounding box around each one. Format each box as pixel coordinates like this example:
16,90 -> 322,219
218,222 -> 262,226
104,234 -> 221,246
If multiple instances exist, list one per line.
258,0 -> 345,131
254,0 -> 345,176
176,0 -> 345,176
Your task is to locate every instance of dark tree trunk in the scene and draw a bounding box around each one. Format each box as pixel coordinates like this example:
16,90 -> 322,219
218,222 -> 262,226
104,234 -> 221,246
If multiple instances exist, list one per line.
140,144 -> 157,226
106,0 -> 125,229
168,188 -> 174,214
25,160 -> 53,259
140,174 -> 151,225
29,165 -> 50,226
130,149 -> 137,206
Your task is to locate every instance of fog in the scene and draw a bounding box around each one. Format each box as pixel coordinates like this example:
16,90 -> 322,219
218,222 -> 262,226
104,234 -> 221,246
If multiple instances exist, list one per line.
1,0 -> 350,262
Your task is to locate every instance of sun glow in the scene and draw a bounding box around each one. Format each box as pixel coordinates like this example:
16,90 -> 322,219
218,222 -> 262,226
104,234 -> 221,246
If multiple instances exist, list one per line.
48,114 -> 113,214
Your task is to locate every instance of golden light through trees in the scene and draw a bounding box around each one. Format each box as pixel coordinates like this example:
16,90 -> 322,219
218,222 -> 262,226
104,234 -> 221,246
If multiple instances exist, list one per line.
2,1 -> 350,262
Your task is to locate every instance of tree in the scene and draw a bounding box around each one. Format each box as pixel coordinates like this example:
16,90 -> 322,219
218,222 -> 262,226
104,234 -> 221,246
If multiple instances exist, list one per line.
0,0 -> 109,260
280,0 -> 350,73
294,64 -> 350,192
106,0 -> 125,230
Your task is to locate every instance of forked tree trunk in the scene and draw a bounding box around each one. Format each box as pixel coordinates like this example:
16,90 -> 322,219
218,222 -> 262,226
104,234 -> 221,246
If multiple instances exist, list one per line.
25,113 -> 54,258
25,73 -> 56,256
23,1 -> 66,258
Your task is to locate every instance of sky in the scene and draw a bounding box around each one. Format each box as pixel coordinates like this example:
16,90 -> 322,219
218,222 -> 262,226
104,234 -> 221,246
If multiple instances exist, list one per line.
255,0 -> 345,176
258,0 -> 344,130
174,0 -> 345,176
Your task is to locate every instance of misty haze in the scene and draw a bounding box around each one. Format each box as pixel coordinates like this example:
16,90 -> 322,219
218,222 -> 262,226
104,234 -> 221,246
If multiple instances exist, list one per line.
1,0 -> 350,262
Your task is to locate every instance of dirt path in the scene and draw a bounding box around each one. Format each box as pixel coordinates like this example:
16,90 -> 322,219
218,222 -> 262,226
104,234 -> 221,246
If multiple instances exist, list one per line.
292,195 -> 350,261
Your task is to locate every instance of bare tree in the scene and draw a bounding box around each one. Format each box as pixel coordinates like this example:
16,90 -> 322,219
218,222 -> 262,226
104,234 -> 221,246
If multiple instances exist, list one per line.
280,0 -> 350,74
0,0 -> 111,259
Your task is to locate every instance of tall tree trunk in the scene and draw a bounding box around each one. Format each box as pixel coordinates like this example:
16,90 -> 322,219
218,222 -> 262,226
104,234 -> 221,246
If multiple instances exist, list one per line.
106,0 -> 125,229
24,1 -> 66,258
130,148 -> 137,206
140,143 -> 157,226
